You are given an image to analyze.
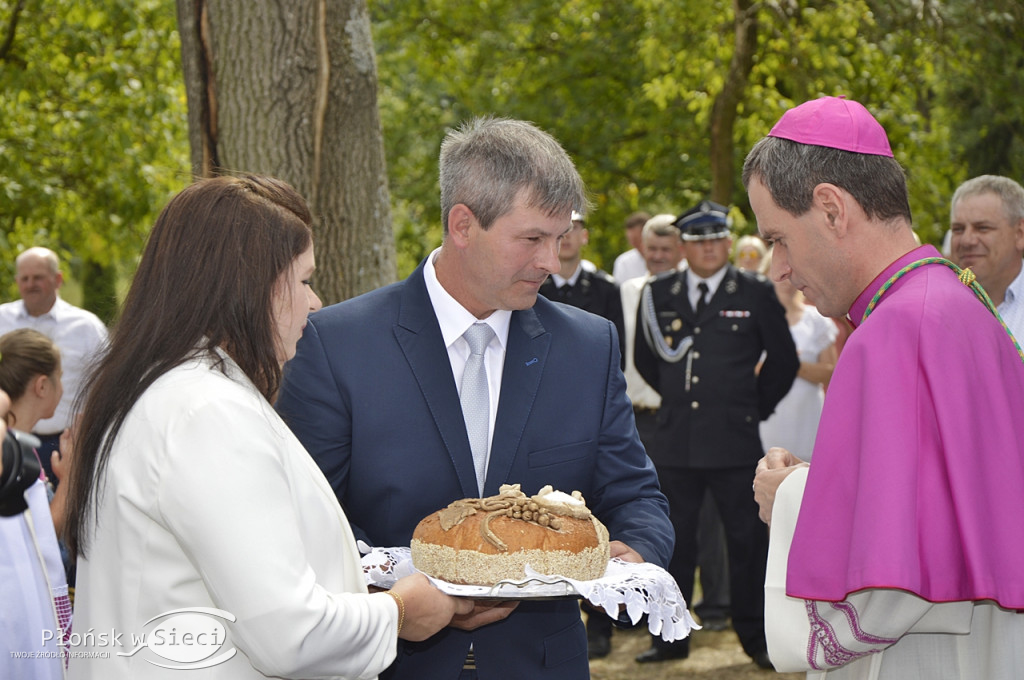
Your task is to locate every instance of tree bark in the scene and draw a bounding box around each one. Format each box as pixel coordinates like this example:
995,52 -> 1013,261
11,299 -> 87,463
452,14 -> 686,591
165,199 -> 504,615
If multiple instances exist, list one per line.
176,0 -> 396,303
710,0 -> 758,206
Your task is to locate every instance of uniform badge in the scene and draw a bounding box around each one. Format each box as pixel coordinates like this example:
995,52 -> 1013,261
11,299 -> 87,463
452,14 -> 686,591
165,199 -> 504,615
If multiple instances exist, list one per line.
671,318 -> 682,331
670,279 -> 683,296
664,335 -> 673,347
724,279 -> 738,294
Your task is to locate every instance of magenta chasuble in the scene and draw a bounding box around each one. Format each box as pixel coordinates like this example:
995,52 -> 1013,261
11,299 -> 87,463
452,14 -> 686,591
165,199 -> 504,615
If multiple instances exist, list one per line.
787,245 -> 1024,608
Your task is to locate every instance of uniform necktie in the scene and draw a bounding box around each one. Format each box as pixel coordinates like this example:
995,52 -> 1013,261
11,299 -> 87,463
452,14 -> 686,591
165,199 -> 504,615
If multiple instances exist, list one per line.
460,323 -> 494,494
696,281 -> 709,315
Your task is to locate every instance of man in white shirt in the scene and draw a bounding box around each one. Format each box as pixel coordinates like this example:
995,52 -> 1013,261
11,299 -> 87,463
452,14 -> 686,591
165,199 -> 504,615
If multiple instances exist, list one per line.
949,175 -> 1024,342
0,247 -> 108,482
612,211 -> 651,282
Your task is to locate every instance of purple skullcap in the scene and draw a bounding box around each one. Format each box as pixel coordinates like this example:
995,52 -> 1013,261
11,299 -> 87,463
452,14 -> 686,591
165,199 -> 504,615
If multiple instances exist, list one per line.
768,95 -> 893,157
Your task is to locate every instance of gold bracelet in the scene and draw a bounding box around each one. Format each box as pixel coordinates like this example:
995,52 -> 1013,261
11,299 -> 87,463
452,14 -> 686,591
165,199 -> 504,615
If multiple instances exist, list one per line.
386,590 -> 405,634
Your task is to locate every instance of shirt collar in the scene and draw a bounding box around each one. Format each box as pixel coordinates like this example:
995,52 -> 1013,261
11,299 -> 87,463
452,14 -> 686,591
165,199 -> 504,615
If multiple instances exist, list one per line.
423,248 -> 511,350
848,245 -> 939,328
13,296 -> 61,321
688,265 -> 728,296
1001,259 -> 1024,306
550,263 -> 583,289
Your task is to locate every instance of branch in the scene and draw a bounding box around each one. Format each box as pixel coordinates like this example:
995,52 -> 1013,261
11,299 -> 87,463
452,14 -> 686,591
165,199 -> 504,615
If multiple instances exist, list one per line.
0,0 -> 27,63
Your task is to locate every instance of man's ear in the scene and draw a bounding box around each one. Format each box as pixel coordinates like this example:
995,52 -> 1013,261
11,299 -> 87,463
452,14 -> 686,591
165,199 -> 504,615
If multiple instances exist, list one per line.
1013,217 -> 1024,253
812,183 -> 849,236
447,204 -> 477,248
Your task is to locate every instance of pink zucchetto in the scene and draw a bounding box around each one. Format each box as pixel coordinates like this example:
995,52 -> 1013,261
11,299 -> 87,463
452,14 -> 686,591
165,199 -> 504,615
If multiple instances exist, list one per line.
768,95 -> 894,157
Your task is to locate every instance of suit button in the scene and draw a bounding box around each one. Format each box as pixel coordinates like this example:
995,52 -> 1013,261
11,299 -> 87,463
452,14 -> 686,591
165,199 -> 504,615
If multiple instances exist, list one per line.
694,327 -> 701,334
692,375 -> 700,384
746,415 -> 753,422
691,401 -> 699,410
692,351 -> 700,360
732,324 -> 739,331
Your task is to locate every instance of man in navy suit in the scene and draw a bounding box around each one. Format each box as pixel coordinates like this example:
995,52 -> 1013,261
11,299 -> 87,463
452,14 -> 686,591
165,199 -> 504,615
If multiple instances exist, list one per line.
277,117 -> 673,680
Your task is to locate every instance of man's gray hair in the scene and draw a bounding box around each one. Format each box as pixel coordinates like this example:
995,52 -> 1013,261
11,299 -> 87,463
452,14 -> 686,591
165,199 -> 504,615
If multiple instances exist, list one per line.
439,117 -> 588,232
641,214 -> 680,241
951,175 -> 1024,224
15,247 -> 60,274
742,136 -> 912,224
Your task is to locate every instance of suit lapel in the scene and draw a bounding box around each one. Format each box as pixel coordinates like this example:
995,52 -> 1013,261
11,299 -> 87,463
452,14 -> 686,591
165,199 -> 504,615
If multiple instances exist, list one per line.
485,307 -> 550,495
393,264 -> 480,498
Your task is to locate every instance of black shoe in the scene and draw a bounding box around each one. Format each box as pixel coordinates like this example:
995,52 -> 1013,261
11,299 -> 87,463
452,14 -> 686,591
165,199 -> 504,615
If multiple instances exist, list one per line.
753,650 -> 775,670
635,645 -> 689,663
700,616 -> 729,632
587,633 -> 611,659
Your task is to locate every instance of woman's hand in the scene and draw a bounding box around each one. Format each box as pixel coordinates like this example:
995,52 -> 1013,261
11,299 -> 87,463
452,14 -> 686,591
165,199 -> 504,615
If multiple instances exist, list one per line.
387,572 -> 479,641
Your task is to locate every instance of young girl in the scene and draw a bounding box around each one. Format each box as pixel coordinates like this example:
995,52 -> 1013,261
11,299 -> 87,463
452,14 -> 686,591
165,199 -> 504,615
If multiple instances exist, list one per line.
0,328 -> 71,680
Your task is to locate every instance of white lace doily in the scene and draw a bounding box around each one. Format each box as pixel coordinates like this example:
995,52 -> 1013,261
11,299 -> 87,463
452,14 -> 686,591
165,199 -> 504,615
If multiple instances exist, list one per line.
359,541 -> 698,642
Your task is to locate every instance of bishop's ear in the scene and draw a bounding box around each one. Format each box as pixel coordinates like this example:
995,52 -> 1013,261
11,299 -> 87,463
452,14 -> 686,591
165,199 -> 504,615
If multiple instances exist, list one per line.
812,183 -> 849,235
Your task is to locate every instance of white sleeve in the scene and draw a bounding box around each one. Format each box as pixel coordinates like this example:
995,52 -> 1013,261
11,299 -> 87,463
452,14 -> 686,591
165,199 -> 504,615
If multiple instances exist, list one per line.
157,395 -> 397,679
765,468 -> 973,675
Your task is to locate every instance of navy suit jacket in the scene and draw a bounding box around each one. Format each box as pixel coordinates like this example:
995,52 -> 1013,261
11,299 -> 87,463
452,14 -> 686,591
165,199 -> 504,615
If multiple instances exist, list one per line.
277,261 -> 673,680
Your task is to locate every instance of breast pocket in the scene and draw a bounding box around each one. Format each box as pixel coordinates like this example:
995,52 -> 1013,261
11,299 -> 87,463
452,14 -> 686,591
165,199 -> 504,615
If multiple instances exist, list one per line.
527,440 -> 594,468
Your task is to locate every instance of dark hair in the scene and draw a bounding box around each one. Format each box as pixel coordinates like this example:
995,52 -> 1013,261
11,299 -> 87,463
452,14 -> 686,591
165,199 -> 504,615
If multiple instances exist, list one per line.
742,136 -> 912,224
64,174 -> 313,558
0,329 -> 61,428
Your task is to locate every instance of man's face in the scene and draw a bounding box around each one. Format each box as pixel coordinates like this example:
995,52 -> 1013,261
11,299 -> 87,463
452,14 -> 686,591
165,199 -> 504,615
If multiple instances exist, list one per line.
16,255 -> 62,317
642,234 -> 684,275
458,198 -> 568,318
682,235 -> 732,280
626,222 -> 644,250
748,177 -> 851,318
951,191 -> 1024,289
558,220 -> 588,262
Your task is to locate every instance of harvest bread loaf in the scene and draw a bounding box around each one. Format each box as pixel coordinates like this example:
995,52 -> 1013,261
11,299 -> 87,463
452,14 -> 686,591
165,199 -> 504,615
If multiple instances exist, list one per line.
410,484 -> 610,585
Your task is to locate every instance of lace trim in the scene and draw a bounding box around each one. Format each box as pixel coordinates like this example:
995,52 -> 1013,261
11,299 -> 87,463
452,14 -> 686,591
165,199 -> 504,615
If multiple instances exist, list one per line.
805,599 -> 896,669
360,542 -> 698,642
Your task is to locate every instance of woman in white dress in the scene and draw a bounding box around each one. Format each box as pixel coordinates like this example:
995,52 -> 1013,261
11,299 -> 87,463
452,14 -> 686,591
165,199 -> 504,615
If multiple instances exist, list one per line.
758,252 -> 837,461
0,329 -> 71,680
64,175 -> 473,680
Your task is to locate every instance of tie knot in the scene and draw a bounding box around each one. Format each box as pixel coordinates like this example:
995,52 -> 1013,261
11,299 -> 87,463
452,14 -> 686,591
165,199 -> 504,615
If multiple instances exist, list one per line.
697,281 -> 709,295
463,323 -> 494,355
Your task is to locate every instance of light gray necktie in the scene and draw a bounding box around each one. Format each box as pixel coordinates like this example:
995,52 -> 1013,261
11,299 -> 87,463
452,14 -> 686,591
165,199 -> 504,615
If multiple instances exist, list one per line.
460,323 -> 494,494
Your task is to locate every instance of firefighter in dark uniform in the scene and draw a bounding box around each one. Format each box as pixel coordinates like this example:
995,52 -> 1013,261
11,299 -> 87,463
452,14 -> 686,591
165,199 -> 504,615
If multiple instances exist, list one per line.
633,200 -> 798,670
539,211 -> 625,362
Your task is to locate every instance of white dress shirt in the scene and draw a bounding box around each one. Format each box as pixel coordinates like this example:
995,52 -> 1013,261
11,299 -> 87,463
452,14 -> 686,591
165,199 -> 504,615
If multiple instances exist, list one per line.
0,297 -> 108,434
613,248 -> 647,283
687,266 -> 728,311
549,263 -> 583,289
997,260 -> 1024,345
423,249 -> 511,464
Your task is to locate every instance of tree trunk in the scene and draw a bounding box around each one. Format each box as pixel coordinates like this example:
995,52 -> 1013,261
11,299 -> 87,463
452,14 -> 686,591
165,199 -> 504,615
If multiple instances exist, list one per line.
176,0 -> 396,303
710,0 -> 758,206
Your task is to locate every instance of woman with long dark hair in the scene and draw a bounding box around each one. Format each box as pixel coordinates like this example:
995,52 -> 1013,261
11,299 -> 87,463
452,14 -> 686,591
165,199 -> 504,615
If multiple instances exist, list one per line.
65,175 -> 468,679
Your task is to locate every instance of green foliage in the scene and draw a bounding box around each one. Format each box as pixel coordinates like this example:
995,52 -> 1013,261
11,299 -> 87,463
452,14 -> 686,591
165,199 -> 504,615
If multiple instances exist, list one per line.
3,0 -> 1021,290
372,0 -> 1022,273
0,0 -> 188,309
